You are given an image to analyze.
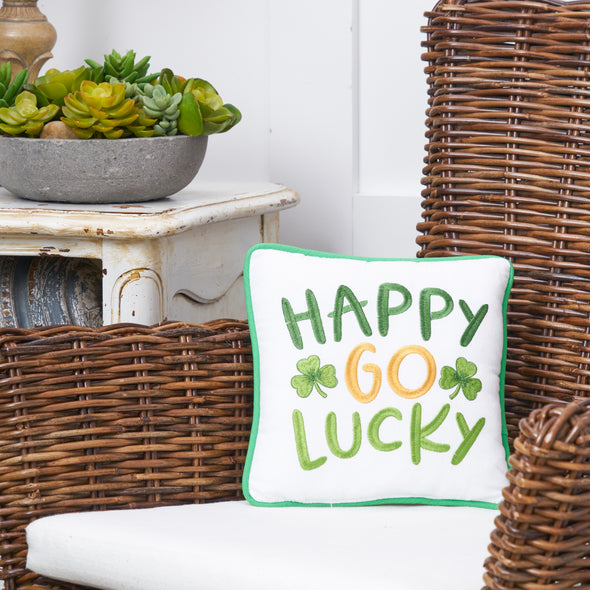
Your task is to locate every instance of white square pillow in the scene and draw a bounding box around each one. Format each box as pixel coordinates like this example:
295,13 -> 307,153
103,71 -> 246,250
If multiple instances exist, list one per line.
243,245 -> 514,508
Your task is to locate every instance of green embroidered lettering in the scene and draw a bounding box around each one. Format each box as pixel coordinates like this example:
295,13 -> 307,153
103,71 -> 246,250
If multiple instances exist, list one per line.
292,409 -> 327,470
282,289 -> 326,350
377,283 -> 412,337
419,288 -> 454,341
410,403 -> 451,465
327,301 -> 368,318
368,408 -> 403,452
458,300 -> 489,347
332,285 -> 372,342
325,411 -> 362,459
452,413 -> 486,465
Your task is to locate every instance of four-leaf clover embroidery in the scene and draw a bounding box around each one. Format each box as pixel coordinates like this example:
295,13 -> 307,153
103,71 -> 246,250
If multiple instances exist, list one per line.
291,355 -> 338,399
439,357 -> 482,401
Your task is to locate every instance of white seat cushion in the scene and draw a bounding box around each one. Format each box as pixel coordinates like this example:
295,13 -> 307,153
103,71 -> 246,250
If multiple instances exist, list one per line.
27,500 -> 497,590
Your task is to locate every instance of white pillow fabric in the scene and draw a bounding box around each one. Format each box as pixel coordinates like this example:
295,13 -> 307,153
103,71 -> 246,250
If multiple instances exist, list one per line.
243,245 -> 514,507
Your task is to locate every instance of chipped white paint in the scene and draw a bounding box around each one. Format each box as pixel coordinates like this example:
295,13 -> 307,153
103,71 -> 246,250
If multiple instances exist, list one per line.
111,268 -> 164,324
0,181 -> 299,324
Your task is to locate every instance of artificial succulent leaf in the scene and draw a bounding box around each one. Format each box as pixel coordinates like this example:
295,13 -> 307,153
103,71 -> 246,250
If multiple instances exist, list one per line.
224,104 -> 242,126
202,120 -> 227,134
33,104 -> 59,122
88,105 -> 107,120
34,66 -> 88,106
70,126 -> 94,139
204,106 -> 234,124
3,69 -> 28,106
142,106 -> 160,118
22,120 -> 44,137
159,68 -> 174,94
35,81 -> 67,102
108,98 -> 136,119
0,62 -> 10,88
81,93 -> 103,110
0,107 -> 26,126
14,91 -> 38,117
194,88 -> 223,112
22,83 -> 50,107
63,95 -> 90,117
0,122 -> 23,135
128,126 -> 155,138
71,66 -> 89,92
188,78 -> 218,95
202,112 -> 239,134
61,114 -> 95,129
110,83 -> 126,105
102,127 -> 125,139
117,113 -> 140,127
177,92 -> 203,136
93,119 -> 119,130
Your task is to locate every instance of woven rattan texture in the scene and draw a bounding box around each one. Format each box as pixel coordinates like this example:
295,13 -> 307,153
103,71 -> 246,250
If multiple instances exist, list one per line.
420,0 -> 590,444
0,320 -> 252,590
484,400 -> 590,590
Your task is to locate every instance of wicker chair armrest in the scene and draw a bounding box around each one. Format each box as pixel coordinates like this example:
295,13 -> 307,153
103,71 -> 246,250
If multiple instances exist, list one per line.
483,399 -> 590,589
0,320 -> 253,590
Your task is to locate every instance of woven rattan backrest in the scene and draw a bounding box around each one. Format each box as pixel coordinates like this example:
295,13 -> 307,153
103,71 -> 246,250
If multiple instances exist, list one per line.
0,320 -> 252,590
419,0 -> 590,444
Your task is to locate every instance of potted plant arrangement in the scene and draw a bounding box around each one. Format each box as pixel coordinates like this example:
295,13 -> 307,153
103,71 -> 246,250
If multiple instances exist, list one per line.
0,49 -> 242,203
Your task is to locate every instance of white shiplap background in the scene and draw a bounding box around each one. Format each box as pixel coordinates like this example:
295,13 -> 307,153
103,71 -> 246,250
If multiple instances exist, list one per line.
39,0 -> 436,257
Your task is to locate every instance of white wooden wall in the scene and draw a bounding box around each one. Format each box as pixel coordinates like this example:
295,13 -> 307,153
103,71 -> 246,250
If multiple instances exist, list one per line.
39,0 -> 435,257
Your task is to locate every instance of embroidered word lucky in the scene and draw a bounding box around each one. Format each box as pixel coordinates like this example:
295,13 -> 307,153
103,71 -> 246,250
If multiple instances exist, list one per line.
292,403 -> 486,470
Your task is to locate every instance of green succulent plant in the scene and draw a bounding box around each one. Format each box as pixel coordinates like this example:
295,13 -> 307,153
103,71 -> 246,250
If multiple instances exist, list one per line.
0,63 -> 28,108
0,90 -> 59,136
189,79 -> 241,134
0,50 -> 242,140
30,66 -> 88,107
85,50 -> 159,87
61,80 -> 156,139
104,79 -> 141,101
177,77 -> 241,136
159,68 -> 187,95
136,84 -> 181,136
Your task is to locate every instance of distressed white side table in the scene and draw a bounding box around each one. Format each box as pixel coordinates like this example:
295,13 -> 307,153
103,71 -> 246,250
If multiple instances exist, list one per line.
0,181 -> 299,324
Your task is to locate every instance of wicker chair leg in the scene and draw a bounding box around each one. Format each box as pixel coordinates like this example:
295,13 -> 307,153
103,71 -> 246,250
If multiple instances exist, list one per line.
483,400 -> 590,590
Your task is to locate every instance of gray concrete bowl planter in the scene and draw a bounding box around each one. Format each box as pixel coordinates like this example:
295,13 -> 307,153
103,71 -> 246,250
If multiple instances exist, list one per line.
0,134 -> 208,203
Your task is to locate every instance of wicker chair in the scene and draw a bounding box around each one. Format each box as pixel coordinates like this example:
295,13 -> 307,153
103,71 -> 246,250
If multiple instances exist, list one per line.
3,1 -> 590,588
420,0 -> 590,587
0,320 -> 254,590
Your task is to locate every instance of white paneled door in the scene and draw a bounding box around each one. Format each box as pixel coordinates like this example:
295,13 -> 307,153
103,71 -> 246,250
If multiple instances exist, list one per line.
271,0 -> 435,258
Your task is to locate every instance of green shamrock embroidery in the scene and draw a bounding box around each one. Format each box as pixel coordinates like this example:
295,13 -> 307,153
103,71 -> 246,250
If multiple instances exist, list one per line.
439,357 -> 482,401
291,355 -> 338,399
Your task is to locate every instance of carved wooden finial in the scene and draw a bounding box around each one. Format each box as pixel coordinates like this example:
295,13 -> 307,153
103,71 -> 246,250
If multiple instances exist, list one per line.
0,0 -> 57,81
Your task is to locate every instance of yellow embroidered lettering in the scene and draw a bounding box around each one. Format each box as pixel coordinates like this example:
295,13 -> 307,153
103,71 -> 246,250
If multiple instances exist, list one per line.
345,343 -> 382,403
387,345 -> 436,399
